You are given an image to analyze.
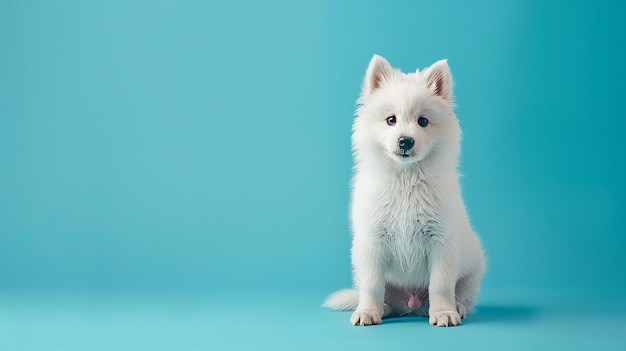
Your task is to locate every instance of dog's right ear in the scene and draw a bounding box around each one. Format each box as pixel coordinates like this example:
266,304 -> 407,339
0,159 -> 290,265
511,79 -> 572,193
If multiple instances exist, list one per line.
363,54 -> 393,95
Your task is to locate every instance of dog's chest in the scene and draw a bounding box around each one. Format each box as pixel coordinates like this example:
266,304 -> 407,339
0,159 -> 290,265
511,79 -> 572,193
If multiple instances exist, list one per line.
375,179 -> 445,286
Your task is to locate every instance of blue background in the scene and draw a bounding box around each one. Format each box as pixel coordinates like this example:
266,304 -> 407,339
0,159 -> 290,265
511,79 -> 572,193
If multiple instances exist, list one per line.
1,0 -> 625,350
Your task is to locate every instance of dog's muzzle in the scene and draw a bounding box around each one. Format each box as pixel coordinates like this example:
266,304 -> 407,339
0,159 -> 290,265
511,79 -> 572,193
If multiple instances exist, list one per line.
397,136 -> 414,157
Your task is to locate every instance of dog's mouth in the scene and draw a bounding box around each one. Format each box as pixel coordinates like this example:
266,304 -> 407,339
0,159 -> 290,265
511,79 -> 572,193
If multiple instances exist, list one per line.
396,150 -> 413,158
391,150 -> 419,162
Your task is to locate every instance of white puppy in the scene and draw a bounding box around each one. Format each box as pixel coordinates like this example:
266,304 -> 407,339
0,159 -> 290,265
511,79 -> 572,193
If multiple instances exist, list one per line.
324,55 -> 485,327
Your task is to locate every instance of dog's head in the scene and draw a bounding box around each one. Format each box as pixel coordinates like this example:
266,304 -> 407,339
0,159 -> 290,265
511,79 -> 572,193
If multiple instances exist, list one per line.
353,55 -> 460,166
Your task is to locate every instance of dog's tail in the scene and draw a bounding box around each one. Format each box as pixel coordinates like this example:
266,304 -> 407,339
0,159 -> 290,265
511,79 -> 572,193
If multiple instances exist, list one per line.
322,289 -> 359,311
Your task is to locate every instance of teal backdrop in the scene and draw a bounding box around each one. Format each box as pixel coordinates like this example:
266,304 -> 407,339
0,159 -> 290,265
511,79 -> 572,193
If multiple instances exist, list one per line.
1,1 -> 625,350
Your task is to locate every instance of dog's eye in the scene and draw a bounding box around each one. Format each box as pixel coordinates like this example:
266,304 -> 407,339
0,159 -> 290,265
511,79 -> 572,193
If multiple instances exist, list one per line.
418,116 -> 429,127
386,115 -> 397,126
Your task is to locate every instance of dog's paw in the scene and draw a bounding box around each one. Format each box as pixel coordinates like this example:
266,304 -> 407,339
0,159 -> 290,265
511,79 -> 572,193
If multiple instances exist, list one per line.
350,309 -> 382,326
456,302 -> 467,319
429,309 -> 461,327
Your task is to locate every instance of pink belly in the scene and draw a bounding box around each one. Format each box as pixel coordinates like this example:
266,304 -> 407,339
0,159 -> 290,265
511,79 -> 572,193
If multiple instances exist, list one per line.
408,293 -> 422,309
386,285 -> 428,311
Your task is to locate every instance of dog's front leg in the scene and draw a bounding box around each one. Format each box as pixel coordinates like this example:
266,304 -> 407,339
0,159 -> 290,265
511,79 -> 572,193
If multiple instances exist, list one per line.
350,238 -> 385,326
428,242 -> 461,327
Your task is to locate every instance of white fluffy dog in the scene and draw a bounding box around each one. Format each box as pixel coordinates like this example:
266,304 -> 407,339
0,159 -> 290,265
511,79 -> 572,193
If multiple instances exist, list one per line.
323,55 -> 485,327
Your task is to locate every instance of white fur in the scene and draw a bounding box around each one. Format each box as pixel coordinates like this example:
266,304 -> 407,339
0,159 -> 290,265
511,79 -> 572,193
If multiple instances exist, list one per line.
323,55 -> 485,327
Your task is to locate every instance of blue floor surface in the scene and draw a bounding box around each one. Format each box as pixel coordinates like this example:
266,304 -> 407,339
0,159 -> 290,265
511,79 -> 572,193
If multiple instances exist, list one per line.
1,288 -> 624,351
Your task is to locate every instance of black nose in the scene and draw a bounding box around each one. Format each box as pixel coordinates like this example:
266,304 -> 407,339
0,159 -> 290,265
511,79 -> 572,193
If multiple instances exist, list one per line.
398,136 -> 414,151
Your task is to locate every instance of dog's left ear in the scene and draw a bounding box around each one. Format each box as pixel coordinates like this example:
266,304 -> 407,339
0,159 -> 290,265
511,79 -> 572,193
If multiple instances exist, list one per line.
424,59 -> 453,101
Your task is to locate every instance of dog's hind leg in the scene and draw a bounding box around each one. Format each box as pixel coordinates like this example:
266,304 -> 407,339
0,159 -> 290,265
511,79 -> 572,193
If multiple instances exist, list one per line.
382,303 -> 394,318
454,265 -> 484,319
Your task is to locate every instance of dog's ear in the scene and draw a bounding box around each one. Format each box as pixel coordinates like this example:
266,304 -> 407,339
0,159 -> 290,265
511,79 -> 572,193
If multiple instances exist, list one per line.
424,59 -> 453,101
363,55 -> 393,95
